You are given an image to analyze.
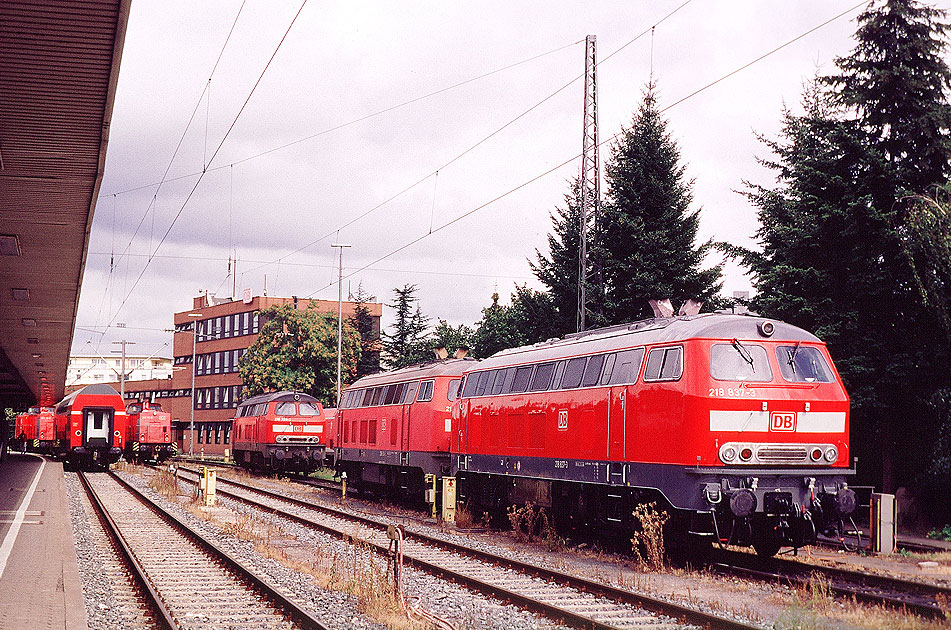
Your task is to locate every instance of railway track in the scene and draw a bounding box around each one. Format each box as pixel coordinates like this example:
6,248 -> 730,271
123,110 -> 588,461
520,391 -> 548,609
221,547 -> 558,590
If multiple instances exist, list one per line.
77,470 -> 329,630
711,548 -> 950,620
172,465 -> 758,630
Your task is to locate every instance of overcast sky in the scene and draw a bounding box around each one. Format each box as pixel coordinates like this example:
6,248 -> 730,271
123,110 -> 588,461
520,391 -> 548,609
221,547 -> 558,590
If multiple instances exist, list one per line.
73,0 -> 950,359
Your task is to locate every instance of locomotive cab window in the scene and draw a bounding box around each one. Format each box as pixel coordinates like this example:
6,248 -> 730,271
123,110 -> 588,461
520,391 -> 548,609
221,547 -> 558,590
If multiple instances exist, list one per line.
276,402 -> 297,415
776,345 -> 833,383
417,380 -> 435,402
298,402 -> 320,416
403,381 -> 419,403
644,347 -> 683,381
447,379 -> 461,401
711,343 -> 773,382
462,373 -> 481,398
606,348 -> 645,385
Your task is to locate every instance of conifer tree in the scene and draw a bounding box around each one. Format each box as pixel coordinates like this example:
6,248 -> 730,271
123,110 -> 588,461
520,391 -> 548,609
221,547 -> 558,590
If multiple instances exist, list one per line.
381,284 -> 431,369
348,282 -> 381,378
596,84 -> 722,324
738,0 -> 951,496
825,0 -> 951,193
531,179 -> 586,337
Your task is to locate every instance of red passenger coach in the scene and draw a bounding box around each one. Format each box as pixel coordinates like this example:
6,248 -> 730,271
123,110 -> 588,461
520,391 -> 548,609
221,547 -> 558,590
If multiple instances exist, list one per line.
53,384 -> 127,467
125,401 -> 174,462
335,357 -> 474,499
232,391 -> 328,473
453,314 -> 855,556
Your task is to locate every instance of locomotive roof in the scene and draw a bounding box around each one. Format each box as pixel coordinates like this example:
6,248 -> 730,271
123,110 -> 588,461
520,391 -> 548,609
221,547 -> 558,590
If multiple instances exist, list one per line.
55,383 -> 122,412
347,357 -> 477,390
474,313 -> 821,370
237,390 -> 320,407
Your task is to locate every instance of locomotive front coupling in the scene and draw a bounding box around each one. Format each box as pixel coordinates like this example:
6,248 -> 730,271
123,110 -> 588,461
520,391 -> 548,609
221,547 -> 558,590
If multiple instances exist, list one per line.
708,476 -> 856,552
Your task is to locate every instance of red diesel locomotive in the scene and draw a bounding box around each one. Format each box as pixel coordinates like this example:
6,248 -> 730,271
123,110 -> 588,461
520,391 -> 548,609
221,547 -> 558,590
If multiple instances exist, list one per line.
452,313 -> 855,556
335,356 -> 474,498
14,408 -> 55,453
124,401 -> 175,463
53,384 -> 127,467
232,391 -> 328,473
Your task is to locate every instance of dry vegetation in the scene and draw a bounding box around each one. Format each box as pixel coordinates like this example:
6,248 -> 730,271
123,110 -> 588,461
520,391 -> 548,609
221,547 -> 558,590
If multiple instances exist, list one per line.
773,572 -> 951,630
138,467 -> 430,630
629,502 -> 669,571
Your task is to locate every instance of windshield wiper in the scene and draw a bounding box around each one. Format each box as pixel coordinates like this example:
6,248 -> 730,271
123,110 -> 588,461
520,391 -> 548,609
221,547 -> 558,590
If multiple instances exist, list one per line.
731,338 -> 755,370
787,341 -> 802,373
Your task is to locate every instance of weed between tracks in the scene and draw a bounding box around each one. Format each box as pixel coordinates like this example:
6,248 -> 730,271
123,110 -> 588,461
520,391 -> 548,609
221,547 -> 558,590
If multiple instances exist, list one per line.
772,572 -> 951,630
506,502 -> 565,551
147,467 -> 182,501
630,502 -> 669,571
136,467 -> 429,630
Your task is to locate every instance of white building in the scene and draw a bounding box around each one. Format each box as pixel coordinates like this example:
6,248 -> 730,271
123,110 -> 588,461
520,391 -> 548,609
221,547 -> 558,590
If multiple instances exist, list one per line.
67,354 -> 173,387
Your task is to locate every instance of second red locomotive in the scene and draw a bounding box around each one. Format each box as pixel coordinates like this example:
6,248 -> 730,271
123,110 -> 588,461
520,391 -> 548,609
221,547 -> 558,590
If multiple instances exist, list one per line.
232,390 -> 329,473
335,354 -> 474,499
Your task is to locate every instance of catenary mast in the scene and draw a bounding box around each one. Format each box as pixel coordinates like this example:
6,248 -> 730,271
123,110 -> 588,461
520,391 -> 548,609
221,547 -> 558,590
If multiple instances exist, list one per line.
577,34 -> 600,332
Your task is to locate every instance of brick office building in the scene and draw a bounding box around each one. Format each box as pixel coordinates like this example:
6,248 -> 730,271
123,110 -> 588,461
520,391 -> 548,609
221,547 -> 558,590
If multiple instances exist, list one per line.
119,293 -> 381,458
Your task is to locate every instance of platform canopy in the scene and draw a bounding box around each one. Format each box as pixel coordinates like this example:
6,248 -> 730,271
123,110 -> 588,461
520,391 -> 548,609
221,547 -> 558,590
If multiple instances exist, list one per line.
0,0 -> 130,410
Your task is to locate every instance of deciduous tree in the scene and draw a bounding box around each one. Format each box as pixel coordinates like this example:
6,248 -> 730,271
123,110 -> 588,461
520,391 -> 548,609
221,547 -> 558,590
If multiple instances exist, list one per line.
238,304 -> 360,404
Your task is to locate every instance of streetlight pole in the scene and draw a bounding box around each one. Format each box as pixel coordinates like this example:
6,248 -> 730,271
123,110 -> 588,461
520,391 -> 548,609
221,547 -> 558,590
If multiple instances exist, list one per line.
186,312 -> 201,456
331,243 -> 351,407
111,339 -> 135,401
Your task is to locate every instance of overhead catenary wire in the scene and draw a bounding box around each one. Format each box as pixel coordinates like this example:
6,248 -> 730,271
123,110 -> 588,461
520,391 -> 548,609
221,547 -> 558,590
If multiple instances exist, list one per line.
85,251 -> 534,281
110,0 -> 247,274
305,0 -> 866,300
240,0 -> 697,279
97,39 -> 584,200
102,1 -> 309,332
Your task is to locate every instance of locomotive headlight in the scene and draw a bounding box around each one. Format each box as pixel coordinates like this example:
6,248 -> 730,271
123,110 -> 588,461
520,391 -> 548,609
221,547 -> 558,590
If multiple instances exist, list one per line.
810,448 -> 823,462
758,321 -> 775,337
720,445 -> 737,463
739,447 -> 753,462
824,446 -> 838,463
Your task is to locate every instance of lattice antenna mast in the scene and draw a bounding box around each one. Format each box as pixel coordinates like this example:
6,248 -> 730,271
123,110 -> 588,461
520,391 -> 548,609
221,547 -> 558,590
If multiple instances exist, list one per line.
577,34 -> 600,332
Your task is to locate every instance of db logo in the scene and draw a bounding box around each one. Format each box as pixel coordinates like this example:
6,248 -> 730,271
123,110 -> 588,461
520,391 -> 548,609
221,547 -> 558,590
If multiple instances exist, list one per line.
557,410 -> 568,431
293,424 -> 303,432
769,411 -> 796,432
